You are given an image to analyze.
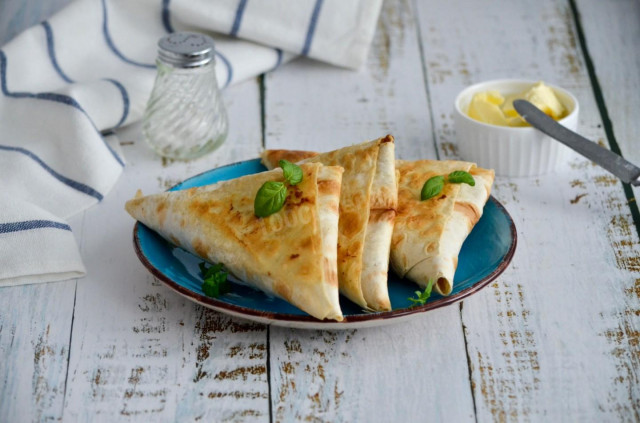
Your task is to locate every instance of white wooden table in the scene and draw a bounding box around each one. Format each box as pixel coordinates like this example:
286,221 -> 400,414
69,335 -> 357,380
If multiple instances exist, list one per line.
1,0 -> 639,421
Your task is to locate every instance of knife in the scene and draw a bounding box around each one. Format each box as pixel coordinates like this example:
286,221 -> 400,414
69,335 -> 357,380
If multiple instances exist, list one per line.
513,99 -> 640,186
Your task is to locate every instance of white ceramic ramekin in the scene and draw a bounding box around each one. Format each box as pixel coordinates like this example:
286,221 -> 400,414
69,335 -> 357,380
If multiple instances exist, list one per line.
453,79 -> 579,177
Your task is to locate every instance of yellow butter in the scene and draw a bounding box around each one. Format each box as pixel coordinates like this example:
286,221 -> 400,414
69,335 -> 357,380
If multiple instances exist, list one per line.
467,91 -> 509,126
467,82 -> 567,127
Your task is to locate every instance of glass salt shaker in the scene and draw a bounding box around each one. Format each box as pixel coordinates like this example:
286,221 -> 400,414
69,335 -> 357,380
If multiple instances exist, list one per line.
143,32 -> 228,160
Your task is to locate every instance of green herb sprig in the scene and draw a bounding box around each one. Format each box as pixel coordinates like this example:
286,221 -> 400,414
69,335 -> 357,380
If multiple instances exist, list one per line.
420,170 -> 475,201
279,159 -> 303,185
407,279 -> 435,307
199,262 -> 231,298
254,160 -> 303,217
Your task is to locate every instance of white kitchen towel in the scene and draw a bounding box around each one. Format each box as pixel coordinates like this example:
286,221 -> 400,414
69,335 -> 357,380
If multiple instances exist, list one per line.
0,0 -> 383,286
168,0 -> 384,69
0,196 -> 86,287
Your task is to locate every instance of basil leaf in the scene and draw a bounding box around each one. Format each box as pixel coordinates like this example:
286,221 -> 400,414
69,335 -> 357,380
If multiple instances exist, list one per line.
448,170 -> 475,186
421,175 -> 445,200
254,181 -> 287,217
200,262 -> 223,279
202,275 -> 230,298
279,159 -> 303,186
407,279 -> 435,307
200,262 -> 231,298
423,278 -> 435,299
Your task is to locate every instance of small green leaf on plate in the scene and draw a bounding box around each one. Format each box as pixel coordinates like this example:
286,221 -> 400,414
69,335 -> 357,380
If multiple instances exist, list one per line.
200,262 -> 231,298
407,279 -> 435,307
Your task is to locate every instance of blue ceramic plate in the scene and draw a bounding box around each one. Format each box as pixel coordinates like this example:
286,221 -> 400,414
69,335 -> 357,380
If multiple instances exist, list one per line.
133,159 -> 517,329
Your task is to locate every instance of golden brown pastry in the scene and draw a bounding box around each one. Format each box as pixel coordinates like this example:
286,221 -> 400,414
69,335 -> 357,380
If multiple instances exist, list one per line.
392,160 -> 494,295
261,136 -> 397,311
125,163 -> 344,321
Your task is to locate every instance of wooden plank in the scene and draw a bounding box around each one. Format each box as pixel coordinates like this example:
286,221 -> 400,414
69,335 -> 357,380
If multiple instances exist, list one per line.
414,0 -> 640,420
574,0 -> 640,232
61,80 -> 271,421
574,0 -> 640,418
0,281 -> 76,422
270,309 -> 475,422
573,0 -> 640,161
264,0 -> 475,421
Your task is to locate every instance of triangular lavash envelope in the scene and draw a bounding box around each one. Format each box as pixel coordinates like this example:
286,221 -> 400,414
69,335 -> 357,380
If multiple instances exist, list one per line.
261,135 -> 397,311
392,160 -> 495,295
125,163 -> 344,321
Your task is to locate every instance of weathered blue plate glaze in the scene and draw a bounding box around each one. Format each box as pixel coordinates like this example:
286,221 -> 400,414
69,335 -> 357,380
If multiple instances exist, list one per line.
133,159 -> 517,329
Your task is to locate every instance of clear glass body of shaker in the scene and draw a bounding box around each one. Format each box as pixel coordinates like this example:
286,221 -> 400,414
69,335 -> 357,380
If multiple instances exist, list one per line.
143,38 -> 228,160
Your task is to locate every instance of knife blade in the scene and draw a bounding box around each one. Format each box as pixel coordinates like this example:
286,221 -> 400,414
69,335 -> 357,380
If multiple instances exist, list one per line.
513,99 -> 640,186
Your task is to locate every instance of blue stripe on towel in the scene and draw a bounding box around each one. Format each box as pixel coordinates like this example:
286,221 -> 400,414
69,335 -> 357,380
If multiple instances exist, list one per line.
0,145 -> 104,201
162,0 -> 174,33
41,23 -> 131,130
101,0 -> 156,69
215,51 -> 233,88
0,52 -> 81,109
0,50 -> 125,167
230,0 -> 248,37
104,79 -> 130,127
42,21 -> 73,83
0,220 -> 71,234
302,0 -> 324,56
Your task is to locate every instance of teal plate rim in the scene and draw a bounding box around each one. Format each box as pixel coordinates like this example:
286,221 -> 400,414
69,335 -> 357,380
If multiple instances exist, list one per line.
133,158 -> 517,327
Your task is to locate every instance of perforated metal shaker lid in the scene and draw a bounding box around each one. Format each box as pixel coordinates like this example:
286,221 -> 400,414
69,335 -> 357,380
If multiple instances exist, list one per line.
157,32 -> 215,68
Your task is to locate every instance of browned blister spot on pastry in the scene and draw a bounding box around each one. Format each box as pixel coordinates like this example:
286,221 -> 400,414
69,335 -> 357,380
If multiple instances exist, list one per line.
424,241 -> 437,254
317,179 -> 341,198
380,134 -> 394,143
188,199 -> 211,219
369,208 -> 396,223
156,202 -> 167,226
192,238 -> 208,259
344,240 -> 363,259
339,210 -> 362,239
370,184 -> 397,209
260,149 -> 319,169
323,257 -> 339,287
